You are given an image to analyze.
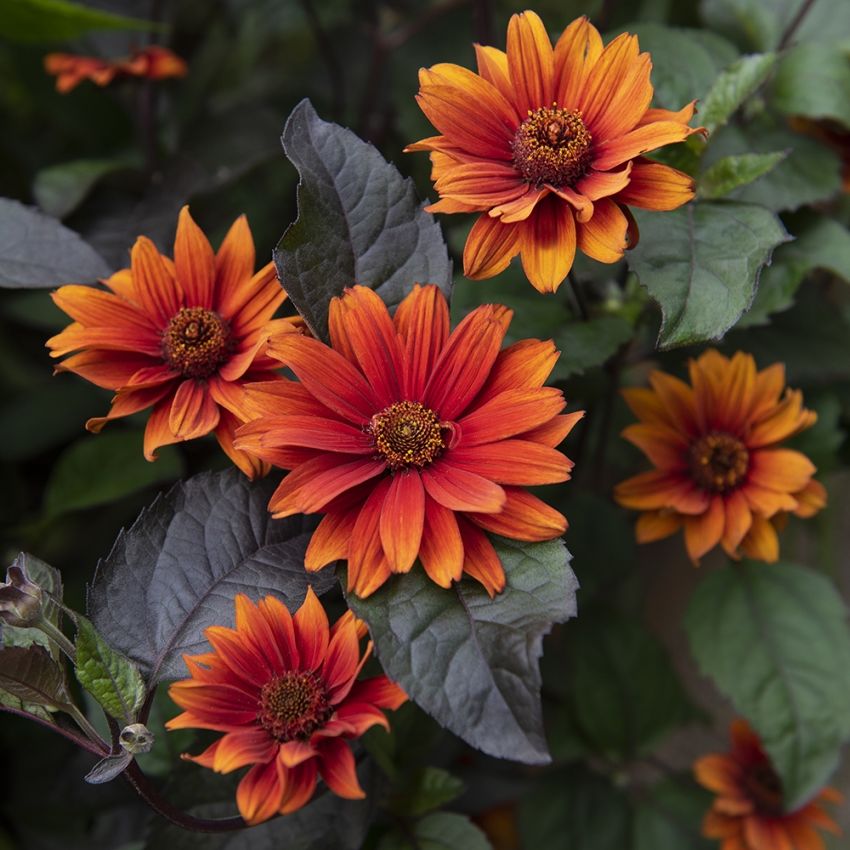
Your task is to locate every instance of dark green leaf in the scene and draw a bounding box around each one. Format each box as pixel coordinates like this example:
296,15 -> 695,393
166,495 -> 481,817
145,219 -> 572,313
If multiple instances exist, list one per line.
703,119 -> 843,212
388,767 -> 465,817
84,751 -> 133,785
378,812 -> 491,850
566,610 -> 693,760
43,430 -> 185,519
0,198 -> 110,288
633,778 -> 714,850
519,766 -> 629,850
739,216 -> 850,327
772,43 -> 850,128
700,53 -> 777,135
627,202 -> 789,348
275,99 -> 452,342
0,0 -> 157,42
686,561 -> 850,809
698,151 -> 787,199
0,645 -> 69,709
33,156 -> 140,220
88,469 -> 336,684
550,316 -> 633,380
347,537 -> 577,765
74,615 -> 145,723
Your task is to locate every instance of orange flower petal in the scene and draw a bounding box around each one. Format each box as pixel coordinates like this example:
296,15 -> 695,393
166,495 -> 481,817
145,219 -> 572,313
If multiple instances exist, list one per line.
236,758 -> 284,825
419,496 -> 464,587
462,213 -> 522,281
740,514 -> 779,562
521,410 -> 584,446
435,161 -> 527,208
474,44 -> 515,107
212,728 -> 276,773
321,614 -> 361,698
684,495 -> 725,561
277,740 -> 317,768
506,10 -> 554,116
593,120 -> 697,172
143,397 -> 183,460
458,387 -> 565,446
130,235 -> 182,326
346,676 -> 407,710
422,460 -> 506,513
490,185 -> 549,223
721,490 -> 753,555
168,378 -> 220,440
468,486 -> 566,541
257,595 -> 299,670
478,339 -> 558,399
174,206 -> 215,309
214,214 -> 256,311
458,517 -> 506,596
575,164 -> 633,201
447,440 -> 572,485
518,197 -> 577,293
748,448 -> 816,493
635,510 -> 682,543
348,478 -> 394,598
615,159 -> 695,211
554,16 -> 603,108
318,738 -> 365,799
305,510 -> 356,571
293,587 -> 330,672
615,470 -> 709,515
576,197 -> 628,263
621,422 -> 687,470
393,284 -> 450,399
379,471 -> 426,574
279,760 -> 319,814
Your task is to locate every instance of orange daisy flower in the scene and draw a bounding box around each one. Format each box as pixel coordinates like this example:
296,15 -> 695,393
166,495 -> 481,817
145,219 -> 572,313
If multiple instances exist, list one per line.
45,45 -> 187,93
695,719 -> 842,850
614,350 -> 825,563
167,589 -> 406,825
235,284 -> 582,598
406,11 -> 704,293
47,206 -> 296,478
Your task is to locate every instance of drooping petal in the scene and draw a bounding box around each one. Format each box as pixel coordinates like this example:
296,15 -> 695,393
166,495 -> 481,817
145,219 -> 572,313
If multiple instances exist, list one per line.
574,164 -> 633,201
518,197 -> 577,293
635,510 -> 682,543
318,738 -> 365,799
347,478 -> 395,598
419,495 -> 464,587
457,517 -> 506,596
683,495 -> 725,561
463,213 -> 522,281
168,379 -> 221,440
279,760 -> 319,815
740,514 -> 779,562
305,510 -> 357,571
236,758 -> 284,825
212,727 -> 277,773
576,198 -> 629,263
143,397 -> 184,460
379,471 -> 426,574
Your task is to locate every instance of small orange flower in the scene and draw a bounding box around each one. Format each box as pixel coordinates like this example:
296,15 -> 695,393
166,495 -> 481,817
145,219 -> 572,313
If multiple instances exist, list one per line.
167,589 -> 406,825
45,45 -> 187,93
694,719 -> 841,850
407,11 -> 703,293
235,284 -> 582,598
614,350 -> 825,563
47,206 -> 296,477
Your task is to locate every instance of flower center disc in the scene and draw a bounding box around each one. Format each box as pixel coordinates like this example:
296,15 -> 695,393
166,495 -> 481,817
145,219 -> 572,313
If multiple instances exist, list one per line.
512,105 -> 593,187
162,307 -> 232,379
258,671 -> 332,742
744,762 -> 784,815
689,432 -> 750,492
369,401 -> 445,470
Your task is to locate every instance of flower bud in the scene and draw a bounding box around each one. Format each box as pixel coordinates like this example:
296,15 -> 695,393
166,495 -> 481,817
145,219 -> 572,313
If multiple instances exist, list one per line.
0,563 -> 44,627
119,723 -> 155,754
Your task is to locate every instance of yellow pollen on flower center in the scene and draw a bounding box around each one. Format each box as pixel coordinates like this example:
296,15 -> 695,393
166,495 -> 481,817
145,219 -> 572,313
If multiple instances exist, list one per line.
368,401 -> 445,470
257,671 -> 332,742
512,104 -> 593,188
689,432 -> 750,492
162,307 -> 232,379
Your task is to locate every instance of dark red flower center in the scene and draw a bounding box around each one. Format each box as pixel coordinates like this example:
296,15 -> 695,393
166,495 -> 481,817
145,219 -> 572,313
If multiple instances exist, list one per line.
689,432 -> 750,492
512,104 -> 593,188
162,307 -> 232,379
368,401 -> 445,470
744,760 -> 784,815
257,671 -> 333,742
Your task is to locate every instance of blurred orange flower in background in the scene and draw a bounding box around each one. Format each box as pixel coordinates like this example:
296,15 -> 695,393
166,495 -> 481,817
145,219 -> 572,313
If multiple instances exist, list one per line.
47,206 -> 296,477
167,590 -> 406,825
694,719 -> 841,850
235,284 -> 582,598
407,11 -> 703,293
45,45 -> 187,93
615,350 -> 825,563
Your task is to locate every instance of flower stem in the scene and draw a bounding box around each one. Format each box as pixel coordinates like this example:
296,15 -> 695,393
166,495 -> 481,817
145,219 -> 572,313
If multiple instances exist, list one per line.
66,704 -> 109,750
37,617 -> 77,663
0,704 -> 108,757
778,0 -> 818,49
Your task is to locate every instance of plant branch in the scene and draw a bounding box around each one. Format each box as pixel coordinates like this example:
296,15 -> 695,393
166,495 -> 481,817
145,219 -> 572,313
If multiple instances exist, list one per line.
66,703 -> 110,749
778,0 -> 818,49
37,617 -> 76,663
0,705 -> 108,757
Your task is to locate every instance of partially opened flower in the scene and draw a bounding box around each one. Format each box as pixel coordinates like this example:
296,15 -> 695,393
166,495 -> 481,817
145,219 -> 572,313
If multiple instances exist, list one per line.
167,589 -> 406,825
47,206 -> 296,477
407,11 -> 704,293
614,350 -> 825,563
235,284 -> 582,597
695,719 -> 841,850
45,45 -> 187,93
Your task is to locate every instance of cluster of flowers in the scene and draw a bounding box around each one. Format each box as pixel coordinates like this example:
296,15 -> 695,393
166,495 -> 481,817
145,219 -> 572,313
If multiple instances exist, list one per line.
42,10 -> 837,844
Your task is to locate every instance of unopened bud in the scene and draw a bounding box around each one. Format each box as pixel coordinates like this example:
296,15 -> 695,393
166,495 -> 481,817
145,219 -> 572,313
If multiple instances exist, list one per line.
119,723 -> 154,754
0,563 -> 44,627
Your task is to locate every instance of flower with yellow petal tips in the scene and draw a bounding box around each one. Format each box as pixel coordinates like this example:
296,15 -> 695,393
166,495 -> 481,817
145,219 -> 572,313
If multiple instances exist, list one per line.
167,590 -> 406,825
614,350 -> 825,563
694,719 -> 841,850
235,284 -> 582,598
47,206 -> 298,478
407,11 -> 704,293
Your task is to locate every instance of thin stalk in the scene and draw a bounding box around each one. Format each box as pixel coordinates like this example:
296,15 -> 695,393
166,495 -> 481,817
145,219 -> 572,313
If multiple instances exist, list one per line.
37,617 -> 76,663
778,0 -> 819,49
66,704 -> 109,750
0,705 -> 108,757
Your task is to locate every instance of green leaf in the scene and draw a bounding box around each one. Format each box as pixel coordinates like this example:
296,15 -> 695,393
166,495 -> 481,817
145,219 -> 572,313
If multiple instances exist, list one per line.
33,156 -> 139,220
275,99 -> 452,342
700,53 -> 777,135
686,561 -> 850,809
84,751 -> 133,785
619,25 -> 738,109
739,216 -> 850,327
378,813 -> 492,850
627,202 -> 789,348
697,151 -> 787,199
388,767 -> 465,817
0,0 -> 157,43
74,615 -> 145,724
347,537 -> 577,765
519,767 -> 630,850
633,778 -> 714,850
565,610 -> 693,760
550,316 -> 633,380
772,43 -> 850,129
0,198 -> 110,288
43,430 -> 185,519
0,645 -> 69,709
703,118 -> 843,212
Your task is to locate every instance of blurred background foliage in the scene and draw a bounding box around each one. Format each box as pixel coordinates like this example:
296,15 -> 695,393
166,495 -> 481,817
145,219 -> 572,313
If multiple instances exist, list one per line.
1,0 -> 850,848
